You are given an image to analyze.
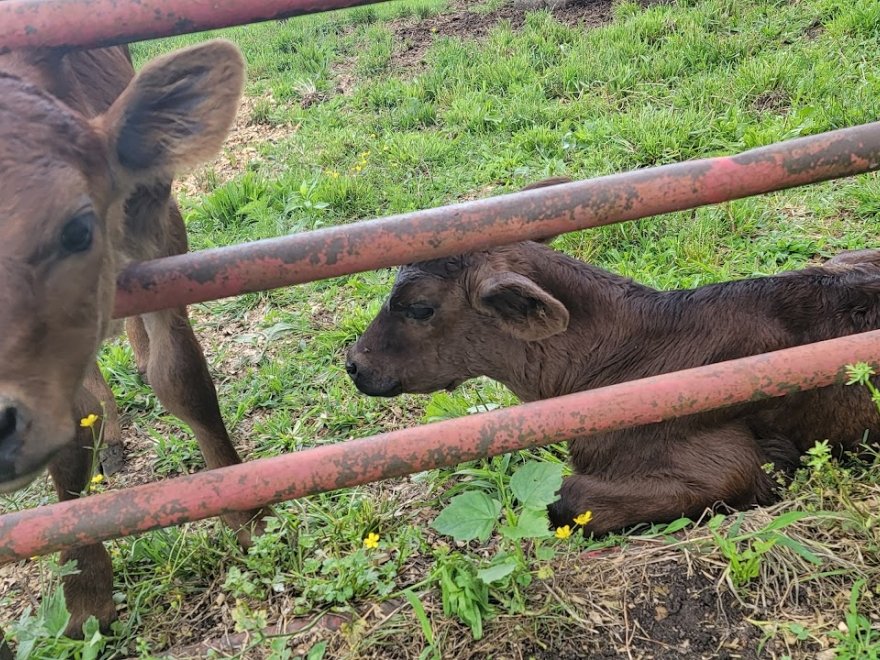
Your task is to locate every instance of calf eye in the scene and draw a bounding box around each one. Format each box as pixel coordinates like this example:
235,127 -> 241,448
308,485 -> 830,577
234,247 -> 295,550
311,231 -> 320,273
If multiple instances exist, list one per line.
60,213 -> 95,254
405,305 -> 434,321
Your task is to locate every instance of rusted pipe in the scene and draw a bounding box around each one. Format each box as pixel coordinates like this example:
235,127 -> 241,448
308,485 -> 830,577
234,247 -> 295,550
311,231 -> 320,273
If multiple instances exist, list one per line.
0,0 -> 392,52
1,329 -> 878,564
114,121 -> 880,319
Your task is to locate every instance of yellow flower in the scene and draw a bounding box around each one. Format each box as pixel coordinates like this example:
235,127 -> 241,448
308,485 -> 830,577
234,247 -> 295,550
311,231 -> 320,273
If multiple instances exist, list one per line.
354,165 -> 363,172
91,473 -> 104,485
573,511 -> 593,526
555,525 -> 572,540
370,133 -> 377,139
363,532 -> 380,549
80,413 -> 99,428
327,170 -> 340,179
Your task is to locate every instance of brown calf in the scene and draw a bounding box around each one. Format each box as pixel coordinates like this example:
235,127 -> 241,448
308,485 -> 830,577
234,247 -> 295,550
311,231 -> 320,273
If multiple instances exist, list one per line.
346,177 -> 880,535
0,41 -> 265,637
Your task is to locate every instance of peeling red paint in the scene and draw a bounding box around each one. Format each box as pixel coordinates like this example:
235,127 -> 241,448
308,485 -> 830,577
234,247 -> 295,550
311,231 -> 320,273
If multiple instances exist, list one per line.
1,330 -> 878,564
114,121 -> 880,319
0,0 -> 393,51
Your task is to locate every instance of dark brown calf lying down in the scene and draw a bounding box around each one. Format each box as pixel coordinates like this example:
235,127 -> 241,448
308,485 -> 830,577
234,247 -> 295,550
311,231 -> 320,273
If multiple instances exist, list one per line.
346,177 -> 880,534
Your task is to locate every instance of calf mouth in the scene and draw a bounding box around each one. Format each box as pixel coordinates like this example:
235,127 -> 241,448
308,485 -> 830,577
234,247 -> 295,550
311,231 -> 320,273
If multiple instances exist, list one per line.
0,464 -> 47,494
354,379 -> 403,397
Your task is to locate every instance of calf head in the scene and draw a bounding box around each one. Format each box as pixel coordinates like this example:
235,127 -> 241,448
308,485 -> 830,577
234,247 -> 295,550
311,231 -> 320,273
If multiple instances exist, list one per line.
346,177 -> 573,397
0,40 -> 244,492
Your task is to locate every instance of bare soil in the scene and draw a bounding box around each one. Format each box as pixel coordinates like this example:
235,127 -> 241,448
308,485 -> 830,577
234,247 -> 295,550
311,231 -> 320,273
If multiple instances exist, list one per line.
389,0 -> 615,72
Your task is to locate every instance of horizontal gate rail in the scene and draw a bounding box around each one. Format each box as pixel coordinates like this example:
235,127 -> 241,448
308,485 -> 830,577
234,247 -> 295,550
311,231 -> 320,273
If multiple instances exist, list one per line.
1,329 -> 879,563
0,0 -> 393,52
114,121 -> 880,318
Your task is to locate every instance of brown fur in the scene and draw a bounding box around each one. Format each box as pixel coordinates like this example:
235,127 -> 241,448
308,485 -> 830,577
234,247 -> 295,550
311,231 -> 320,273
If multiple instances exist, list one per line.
0,41 -> 266,639
347,177 -> 880,536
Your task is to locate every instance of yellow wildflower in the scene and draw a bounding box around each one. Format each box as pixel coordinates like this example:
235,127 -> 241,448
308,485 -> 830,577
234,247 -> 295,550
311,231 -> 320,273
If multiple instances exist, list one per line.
91,473 -> 105,485
555,525 -> 572,540
573,511 -> 593,526
80,413 -> 99,428
363,532 -> 380,549
327,170 -> 340,179
354,165 -> 363,172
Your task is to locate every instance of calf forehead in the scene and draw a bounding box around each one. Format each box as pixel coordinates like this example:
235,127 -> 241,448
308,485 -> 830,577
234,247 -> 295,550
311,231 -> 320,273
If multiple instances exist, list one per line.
0,75 -> 103,173
0,77 -> 108,230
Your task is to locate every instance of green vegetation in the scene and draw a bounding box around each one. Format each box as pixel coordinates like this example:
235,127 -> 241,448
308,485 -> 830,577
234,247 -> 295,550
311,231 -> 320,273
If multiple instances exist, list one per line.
2,0 -> 880,656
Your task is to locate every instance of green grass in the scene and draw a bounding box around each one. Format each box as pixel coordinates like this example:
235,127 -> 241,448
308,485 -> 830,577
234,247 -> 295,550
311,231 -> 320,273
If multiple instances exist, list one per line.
3,0 -> 880,657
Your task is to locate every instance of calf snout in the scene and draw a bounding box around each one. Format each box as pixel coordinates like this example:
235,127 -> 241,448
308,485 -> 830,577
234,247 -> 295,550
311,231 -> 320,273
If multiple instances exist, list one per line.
345,347 -> 402,397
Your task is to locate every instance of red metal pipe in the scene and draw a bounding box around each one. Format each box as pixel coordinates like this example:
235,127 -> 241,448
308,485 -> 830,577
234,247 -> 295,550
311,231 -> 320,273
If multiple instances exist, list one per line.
114,121 -> 880,319
0,0 -> 392,52
1,329 -> 878,564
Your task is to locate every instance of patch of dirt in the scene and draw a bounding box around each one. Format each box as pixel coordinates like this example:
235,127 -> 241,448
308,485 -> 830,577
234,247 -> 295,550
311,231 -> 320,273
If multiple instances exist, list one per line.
174,94 -> 298,198
392,0 -> 613,71
752,89 -> 790,115
332,0 -> 616,91
803,19 -> 824,41
151,534 -> 799,659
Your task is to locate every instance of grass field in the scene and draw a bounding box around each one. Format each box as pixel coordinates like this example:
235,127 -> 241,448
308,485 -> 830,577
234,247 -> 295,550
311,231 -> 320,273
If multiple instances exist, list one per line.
2,0 -> 880,657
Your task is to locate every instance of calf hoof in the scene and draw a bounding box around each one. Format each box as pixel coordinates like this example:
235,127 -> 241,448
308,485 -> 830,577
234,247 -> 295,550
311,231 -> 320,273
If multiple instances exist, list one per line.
0,631 -> 13,660
223,508 -> 270,549
99,443 -> 126,477
547,497 -> 577,529
64,603 -> 117,639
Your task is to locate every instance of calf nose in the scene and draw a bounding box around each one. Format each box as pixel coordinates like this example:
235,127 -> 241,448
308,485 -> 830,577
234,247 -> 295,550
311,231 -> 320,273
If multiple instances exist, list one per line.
345,359 -> 358,378
0,405 -> 19,444
0,402 -> 23,478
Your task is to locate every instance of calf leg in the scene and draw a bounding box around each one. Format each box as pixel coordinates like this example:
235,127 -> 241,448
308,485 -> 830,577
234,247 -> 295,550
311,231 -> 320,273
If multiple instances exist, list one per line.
48,387 -> 116,638
549,424 -> 781,534
826,248 -> 880,266
139,308 -> 267,546
125,316 -> 151,383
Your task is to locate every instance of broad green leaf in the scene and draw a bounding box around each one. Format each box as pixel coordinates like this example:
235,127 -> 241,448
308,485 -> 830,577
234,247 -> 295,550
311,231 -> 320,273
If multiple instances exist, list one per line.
761,509 -> 830,533
771,534 -> 822,565
477,560 -> 517,584
307,641 -> 328,660
509,461 -> 564,509
661,517 -> 693,535
535,544 -> 556,561
404,589 -> 436,646
432,492 -> 502,542
43,588 -> 70,637
499,507 -> 554,540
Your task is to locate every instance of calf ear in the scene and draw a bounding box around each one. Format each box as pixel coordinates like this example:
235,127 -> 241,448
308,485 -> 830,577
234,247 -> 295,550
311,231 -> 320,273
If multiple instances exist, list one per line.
474,272 -> 569,341
101,39 -> 244,176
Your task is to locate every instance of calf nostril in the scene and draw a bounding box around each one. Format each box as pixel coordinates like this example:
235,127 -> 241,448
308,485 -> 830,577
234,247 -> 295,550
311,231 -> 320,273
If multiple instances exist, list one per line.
346,360 -> 358,377
0,406 -> 17,442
